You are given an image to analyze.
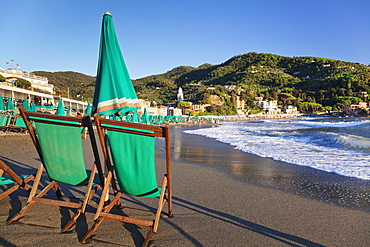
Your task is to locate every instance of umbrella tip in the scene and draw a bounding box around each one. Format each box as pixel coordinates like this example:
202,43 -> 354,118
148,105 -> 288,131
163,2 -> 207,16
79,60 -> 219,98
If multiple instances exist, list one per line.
104,11 -> 112,16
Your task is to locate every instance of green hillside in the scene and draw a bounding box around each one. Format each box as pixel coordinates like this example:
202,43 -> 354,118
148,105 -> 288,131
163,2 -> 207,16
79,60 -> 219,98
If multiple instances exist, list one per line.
134,52 -> 370,114
33,52 -> 370,114
32,71 -> 96,102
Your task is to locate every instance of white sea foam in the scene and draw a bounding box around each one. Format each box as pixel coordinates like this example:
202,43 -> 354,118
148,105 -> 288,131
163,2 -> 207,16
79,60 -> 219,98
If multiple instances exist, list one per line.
184,121 -> 370,180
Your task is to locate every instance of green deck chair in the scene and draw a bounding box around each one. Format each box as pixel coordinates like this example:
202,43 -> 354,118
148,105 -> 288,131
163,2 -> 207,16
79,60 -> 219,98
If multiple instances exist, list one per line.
0,115 -> 11,132
5,115 -> 27,133
81,114 -> 173,246
0,159 -> 34,200
7,107 -> 105,233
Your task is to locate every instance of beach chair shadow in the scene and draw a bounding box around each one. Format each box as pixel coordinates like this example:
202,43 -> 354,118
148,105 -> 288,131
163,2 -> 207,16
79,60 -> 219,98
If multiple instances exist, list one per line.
6,107 -> 105,232
169,196 -> 325,247
81,114 -> 173,247
0,159 -> 34,201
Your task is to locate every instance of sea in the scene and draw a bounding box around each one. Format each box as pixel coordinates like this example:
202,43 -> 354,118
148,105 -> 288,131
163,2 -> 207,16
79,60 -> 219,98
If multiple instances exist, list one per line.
184,117 -> 370,180
179,117 -> 370,211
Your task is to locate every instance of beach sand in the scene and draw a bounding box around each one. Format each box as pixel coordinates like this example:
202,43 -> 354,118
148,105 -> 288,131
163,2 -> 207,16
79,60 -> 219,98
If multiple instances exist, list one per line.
1,127 -> 369,246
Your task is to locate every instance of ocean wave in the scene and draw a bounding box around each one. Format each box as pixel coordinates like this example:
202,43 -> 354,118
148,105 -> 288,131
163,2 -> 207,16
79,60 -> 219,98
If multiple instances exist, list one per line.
184,122 -> 370,180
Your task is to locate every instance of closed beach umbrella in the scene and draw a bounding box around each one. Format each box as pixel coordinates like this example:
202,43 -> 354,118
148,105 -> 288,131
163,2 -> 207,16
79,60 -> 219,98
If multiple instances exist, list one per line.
56,99 -> 65,115
22,99 -> 31,111
6,97 -> 15,113
142,108 -> 150,124
93,11 -> 140,117
0,95 -> 4,112
31,102 -> 37,112
131,111 -> 139,123
84,102 -> 92,116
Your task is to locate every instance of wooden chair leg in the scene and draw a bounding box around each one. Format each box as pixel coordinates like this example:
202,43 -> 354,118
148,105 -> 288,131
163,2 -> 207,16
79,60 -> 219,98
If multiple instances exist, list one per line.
81,192 -> 121,243
61,208 -> 82,233
153,176 -> 167,233
81,216 -> 105,243
142,226 -> 154,247
62,165 -> 99,233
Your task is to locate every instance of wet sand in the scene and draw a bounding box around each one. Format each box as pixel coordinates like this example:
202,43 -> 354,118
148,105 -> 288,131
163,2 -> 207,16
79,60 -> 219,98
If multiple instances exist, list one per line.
1,128 -> 370,246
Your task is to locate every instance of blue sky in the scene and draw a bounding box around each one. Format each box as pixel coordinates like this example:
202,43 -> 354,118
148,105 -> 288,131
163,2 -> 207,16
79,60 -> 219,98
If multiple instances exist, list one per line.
1,0 -> 369,79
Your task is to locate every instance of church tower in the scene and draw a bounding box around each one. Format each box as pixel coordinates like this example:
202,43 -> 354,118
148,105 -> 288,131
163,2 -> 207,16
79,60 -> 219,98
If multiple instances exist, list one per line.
177,87 -> 184,101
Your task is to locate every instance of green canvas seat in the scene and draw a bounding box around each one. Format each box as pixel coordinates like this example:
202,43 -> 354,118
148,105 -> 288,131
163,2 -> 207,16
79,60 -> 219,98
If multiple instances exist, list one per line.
81,115 -> 173,246
7,107 -> 104,233
0,159 -> 34,201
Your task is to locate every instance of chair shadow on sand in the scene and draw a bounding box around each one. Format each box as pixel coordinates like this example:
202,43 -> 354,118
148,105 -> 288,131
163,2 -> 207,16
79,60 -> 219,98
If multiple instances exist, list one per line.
100,194 -> 325,247
167,196 -> 325,247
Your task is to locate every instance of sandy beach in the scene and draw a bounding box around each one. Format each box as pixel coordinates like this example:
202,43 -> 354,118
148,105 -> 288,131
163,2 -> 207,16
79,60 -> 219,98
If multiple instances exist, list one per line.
1,126 -> 369,246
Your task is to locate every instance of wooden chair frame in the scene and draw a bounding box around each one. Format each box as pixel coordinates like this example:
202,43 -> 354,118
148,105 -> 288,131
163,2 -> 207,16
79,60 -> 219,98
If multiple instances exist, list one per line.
6,107 -> 105,232
81,114 -> 173,246
0,159 -> 34,200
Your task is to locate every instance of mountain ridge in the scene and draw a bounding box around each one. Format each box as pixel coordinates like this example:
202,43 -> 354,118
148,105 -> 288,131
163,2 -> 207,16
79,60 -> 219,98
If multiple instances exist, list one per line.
33,52 -> 370,114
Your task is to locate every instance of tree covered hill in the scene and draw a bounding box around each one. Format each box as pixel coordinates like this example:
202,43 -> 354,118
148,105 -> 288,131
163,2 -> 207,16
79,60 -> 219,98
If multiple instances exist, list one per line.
33,52 -> 370,114
32,71 -> 96,101
134,52 -> 370,113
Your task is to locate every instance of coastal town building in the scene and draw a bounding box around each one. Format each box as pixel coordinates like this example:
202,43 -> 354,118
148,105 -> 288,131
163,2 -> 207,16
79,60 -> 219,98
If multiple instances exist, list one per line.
146,104 -> 182,116
191,104 -> 211,112
283,105 -> 299,114
0,67 -> 54,94
232,95 -> 245,110
255,98 -> 281,115
343,102 -> 369,115
232,95 -> 246,115
0,67 -> 87,112
137,99 -> 183,116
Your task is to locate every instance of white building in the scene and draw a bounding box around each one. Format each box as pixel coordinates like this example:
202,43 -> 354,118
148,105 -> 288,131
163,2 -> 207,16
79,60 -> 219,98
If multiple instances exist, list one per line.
0,67 -> 87,111
0,68 -> 54,94
283,105 -> 299,114
255,98 -> 281,115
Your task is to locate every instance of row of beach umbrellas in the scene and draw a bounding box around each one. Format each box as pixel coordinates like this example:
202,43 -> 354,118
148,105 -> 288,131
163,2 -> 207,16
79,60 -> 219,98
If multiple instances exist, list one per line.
54,99 -> 92,116
0,95 -> 18,114
0,95 -> 92,117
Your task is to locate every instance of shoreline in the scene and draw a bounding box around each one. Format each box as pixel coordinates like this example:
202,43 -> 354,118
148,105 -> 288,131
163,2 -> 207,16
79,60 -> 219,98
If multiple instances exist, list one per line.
1,130 -> 369,246
171,125 -> 370,213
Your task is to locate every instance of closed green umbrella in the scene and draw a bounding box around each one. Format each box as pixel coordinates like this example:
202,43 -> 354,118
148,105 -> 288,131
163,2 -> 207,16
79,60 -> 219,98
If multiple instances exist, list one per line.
93,11 -> 140,117
84,102 -> 92,116
0,95 -> 4,112
131,111 -> 139,123
31,102 -> 37,112
142,108 -> 150,124
22,99 -> 31,111
56,99 -> 65,115
6,97 -> 15,113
